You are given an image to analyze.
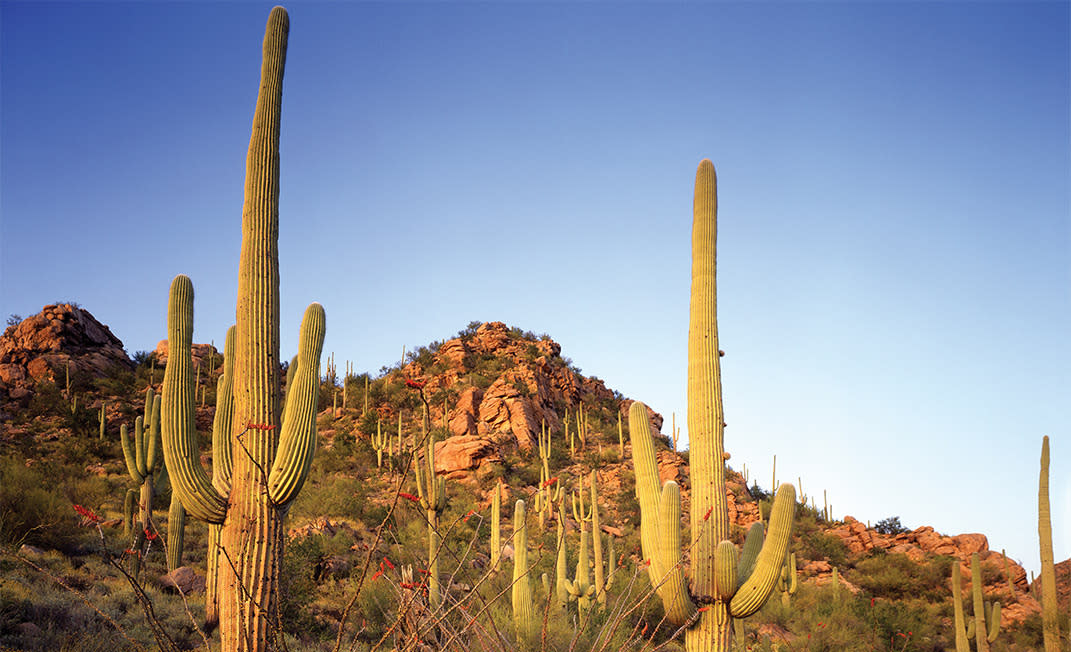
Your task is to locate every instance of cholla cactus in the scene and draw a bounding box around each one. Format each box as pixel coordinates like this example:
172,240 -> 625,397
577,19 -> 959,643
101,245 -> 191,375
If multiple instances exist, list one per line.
628,160 -> 796,652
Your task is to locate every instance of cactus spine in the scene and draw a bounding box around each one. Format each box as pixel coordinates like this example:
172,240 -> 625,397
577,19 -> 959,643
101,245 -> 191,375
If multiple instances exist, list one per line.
1039,435 -> 1061,652
159,10 -> 327,651
628,160 -> 796,652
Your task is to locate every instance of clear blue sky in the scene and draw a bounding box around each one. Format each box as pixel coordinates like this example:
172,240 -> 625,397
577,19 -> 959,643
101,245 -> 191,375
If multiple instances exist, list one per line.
2,1 -> 1068,578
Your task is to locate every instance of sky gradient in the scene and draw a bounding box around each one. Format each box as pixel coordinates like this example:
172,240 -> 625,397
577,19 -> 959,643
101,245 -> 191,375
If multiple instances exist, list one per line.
2,1 -> 1068,578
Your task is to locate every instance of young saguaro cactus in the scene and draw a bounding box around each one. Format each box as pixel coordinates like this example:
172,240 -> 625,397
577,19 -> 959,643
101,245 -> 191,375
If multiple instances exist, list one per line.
628,160 -> 796,652
119,389 -> 165,576
160,9 -> 326,652
512,499 -> 537,642
413,402 -> 447,610
952,555 -> 1001,652
1038,436 -> 1061,652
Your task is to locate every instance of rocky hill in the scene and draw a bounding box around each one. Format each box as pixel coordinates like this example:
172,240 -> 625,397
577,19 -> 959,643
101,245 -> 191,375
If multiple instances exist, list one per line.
0,304 -> 1066,651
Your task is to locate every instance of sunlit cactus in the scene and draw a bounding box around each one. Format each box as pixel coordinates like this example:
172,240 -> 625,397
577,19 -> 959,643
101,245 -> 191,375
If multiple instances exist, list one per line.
1038,436 -> 1061,652
627,160 -> 796,651
159,9 -> 327,650
413,401 -> 446,610
512,499 -> 537,641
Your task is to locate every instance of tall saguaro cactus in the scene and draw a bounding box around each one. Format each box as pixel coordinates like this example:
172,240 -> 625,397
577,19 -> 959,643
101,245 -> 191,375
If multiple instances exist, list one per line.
160,9 -> 326,652
628,160 -> 796,652
120,389 -> 165,576
1039,436 -> 1061,652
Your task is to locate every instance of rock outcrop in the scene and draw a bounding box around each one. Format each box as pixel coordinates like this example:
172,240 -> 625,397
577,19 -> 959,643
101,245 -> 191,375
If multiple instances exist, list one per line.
0,304 -> 132,404
389,322 -> 663,476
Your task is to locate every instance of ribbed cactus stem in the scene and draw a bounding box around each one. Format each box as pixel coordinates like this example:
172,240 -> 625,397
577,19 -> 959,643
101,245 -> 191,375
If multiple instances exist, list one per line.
590,470 -> 606,605
627,160 -> 797,652
971,553 -> 1000,651
167,496 -> 186,570
123,488 -> 136,539
1039,436 -> 1061,652
99,403 -> 106,440
555,500 -> 569,608
512,499 -> 536,640
490,479 -> 502,571
161,276 -> 227,524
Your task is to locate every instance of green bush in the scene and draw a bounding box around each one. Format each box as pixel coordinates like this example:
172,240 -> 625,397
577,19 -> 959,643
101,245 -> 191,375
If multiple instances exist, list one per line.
0,456 -> 83,552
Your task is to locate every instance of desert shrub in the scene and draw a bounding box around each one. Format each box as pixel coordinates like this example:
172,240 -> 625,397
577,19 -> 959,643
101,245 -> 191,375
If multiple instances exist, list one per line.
874,516 -> 909,535
798,529 -> 850,568
0,456 -> 83,552
853,552 -> 951,603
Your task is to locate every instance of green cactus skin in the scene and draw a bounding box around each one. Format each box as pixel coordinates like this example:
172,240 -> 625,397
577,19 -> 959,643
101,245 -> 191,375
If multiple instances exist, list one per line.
628,160 -> 797,652
158,10 -> 327,651
555,499 -> 570,609
120,389 -> 164,576
590,470 -> 607,606
1039,436 -> 1061,652
617,412 -> 624,459
372,419 -> 387,468
167,496 -> 186,571
490,479 -> 503,571
952,556 -> 1001,651
1000,550 -> 1016,601
99,403 -> 106,440
777,551 -> 797,608
414,403 -> 446,609
512,499 -> 537,641
123,488 -> 136,539
205,325 -> 235,632
831,566 -> 840,595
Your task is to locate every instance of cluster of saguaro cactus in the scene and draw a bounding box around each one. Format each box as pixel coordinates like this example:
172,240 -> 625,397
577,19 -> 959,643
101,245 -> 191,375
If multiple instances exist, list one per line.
952,554 -> 1001,652
777,551 -> 797,607
413,402 -> 446,609
534,421 -> 560,530
1038,435 -> 1062,652
120,387 -> 167,575
628,160 -> 797,652
159,9 -> 327,651
372,418 -> 388,468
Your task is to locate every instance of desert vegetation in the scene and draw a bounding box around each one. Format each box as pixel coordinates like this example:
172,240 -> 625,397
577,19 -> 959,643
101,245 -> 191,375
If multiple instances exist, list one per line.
1,6 -> 1067,652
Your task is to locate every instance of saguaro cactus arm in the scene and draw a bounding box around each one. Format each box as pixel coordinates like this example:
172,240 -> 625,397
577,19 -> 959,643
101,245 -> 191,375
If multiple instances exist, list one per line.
161,275 -> 227,524
268,302 -> 325,507
629,402 -> 696,624
729,484 -> 795,618
211,326 -> 236,495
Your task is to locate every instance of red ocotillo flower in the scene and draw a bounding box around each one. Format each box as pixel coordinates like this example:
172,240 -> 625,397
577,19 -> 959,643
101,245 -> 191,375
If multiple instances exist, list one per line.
404,379 -> 426,389
398,492 -> 420,503
73,504 -> 102,525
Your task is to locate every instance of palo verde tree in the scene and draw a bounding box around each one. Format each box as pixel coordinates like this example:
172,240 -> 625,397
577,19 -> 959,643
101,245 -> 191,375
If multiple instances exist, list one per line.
160,7 -> 326,652
628,159 -> 797,652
